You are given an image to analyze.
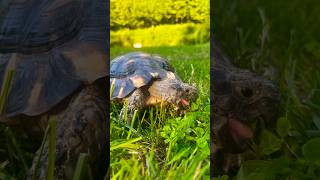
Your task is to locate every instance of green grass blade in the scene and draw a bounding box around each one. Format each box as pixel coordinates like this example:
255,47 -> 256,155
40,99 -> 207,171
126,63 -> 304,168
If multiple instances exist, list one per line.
47,117 -> 57,180
73,153 -> 90,180
4,128 -> 28,175
110,137 -> 142,151
110,79 -> 115,99
32,122 -> 51,180
0,70 -> 14,113
127,110 -> 138,140
166,147 -> 191,166
0,172 -> 16,180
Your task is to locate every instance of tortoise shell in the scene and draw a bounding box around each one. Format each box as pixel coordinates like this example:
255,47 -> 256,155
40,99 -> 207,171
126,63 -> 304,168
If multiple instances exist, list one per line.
0,0 -> 108,117
110,52 -> 176,99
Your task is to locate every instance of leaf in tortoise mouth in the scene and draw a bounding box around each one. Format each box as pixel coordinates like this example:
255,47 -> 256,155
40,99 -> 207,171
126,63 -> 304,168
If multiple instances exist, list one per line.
228,118 -> 254,143
180,99 -> 189,106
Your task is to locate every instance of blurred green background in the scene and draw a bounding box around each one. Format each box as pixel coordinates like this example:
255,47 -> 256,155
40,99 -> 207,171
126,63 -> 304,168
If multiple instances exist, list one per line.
110,0 -> 210,47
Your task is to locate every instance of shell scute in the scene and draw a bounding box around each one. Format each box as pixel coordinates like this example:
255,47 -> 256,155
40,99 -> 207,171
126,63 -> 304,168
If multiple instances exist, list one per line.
110,52 -> 174,99
0,0 -> 108,117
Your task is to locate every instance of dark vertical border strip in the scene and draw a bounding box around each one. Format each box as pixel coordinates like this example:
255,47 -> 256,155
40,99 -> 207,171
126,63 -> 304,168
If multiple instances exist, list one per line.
210,0 -> 214,178
106,0 -> 110,179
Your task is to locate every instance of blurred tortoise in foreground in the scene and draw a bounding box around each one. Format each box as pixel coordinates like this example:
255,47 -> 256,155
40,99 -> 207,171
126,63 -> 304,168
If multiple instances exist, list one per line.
110,52 -> 198,122
211,38 -> 280,174
0,0 -> 108,179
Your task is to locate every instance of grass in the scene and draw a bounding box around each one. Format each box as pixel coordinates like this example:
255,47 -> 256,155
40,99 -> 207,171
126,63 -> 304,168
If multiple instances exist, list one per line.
0,112 -> 95,179
0,128 -> 34,179
111,23 -> 209,47
110,43 -> 210,179
47,117 -> 57,180
213,0 -> 320,179
0,68 -> 37,179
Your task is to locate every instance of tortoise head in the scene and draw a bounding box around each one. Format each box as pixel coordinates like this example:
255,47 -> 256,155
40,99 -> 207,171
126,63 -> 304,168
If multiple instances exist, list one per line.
213,66 -> 280,153
149,75 -> 198,110
172,81 -> 198,109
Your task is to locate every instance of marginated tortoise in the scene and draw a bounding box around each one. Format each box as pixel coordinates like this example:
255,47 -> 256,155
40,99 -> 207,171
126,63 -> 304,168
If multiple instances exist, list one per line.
110,52 -> 198,122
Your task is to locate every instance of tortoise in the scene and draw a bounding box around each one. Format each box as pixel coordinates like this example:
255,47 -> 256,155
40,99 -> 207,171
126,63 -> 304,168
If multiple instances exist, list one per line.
0,0 -> 108,179
211,37 -> 280,175
110,52 -> 198,122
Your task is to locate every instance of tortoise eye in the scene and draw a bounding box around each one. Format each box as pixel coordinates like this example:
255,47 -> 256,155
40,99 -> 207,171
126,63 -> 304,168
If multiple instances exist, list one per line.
241,87 -> 253,98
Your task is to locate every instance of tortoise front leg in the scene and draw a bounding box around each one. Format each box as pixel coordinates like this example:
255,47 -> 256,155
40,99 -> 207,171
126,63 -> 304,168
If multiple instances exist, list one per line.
120,88 -> 147,124
222,153 -> 242,174
28,84 -> 107,179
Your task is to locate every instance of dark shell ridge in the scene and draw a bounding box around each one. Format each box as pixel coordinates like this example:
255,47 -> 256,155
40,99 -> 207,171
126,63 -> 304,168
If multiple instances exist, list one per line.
0,0 -> 108,117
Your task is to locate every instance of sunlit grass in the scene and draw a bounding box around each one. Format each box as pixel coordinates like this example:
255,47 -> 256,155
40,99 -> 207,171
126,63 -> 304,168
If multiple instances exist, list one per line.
110,44 -> 210,179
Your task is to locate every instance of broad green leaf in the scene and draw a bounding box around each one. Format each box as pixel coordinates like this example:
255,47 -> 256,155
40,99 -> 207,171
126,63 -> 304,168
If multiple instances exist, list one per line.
237,160 -> 271,180
302,138 -> 320,162
277,117 -> 291,138
259,130 -> 282,155
245,173 -> 266,180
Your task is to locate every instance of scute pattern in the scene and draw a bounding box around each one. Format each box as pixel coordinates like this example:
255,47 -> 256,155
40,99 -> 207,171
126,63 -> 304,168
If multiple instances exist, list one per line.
0,0 -> 108,117
110,52 -> 174,99
0,0 -> 107,53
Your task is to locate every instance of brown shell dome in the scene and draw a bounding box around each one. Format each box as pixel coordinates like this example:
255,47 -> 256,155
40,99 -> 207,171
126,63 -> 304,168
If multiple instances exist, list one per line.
0,0 -> 108,117
110,52 -> 175,99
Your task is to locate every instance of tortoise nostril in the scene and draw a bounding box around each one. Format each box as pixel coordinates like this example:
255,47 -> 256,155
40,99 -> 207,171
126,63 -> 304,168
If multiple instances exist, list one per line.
241,87 -> 253,98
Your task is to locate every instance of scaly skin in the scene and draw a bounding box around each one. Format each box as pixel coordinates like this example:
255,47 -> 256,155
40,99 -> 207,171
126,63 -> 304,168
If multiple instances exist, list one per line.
211,38 -> 280,175
120,78 -> 198,123
28,83 -> 107,179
